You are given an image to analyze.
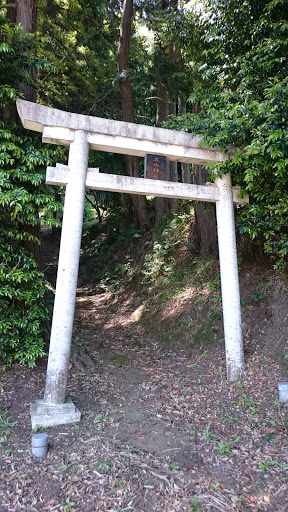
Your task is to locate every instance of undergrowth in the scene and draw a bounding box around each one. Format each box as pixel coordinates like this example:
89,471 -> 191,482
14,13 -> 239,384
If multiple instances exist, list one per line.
80,209 -> 223,351
0,411 -> 17,456
81,210 -> 198,295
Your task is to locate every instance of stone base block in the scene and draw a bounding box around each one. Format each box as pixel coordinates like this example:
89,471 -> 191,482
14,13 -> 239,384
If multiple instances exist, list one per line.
31,398 -> 81,429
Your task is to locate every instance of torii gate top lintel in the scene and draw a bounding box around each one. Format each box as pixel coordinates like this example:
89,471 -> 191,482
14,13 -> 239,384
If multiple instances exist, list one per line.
16,99 -> 234,164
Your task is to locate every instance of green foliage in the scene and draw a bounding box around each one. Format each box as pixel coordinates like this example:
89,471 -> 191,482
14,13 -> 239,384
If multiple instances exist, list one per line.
0,240 -> 48,366
0,411 -> 17,455
62,498 -> 75,512
37,0 -> 119,117
214,440 -> 232,454
166,0 -> 288,268
251,289 -> 264,302
167,461 -> 181,471
81,204 -> 144,293
0,12 -> 53,106
202,424 -> 213,443
189,495 -> 202,512
84,151 -> 126,223
258,459 -> 288,471
141,212 -> 191,284
0,13 -> 63,366
0,128 -> 62,229
0,126 -> 62,366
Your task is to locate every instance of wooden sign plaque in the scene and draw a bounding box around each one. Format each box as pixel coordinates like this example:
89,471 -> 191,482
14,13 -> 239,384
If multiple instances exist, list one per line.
144,154 -> 167,180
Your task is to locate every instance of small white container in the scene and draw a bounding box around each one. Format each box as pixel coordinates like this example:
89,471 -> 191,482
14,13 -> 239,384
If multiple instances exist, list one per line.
277,382 -> 288,402
31,433 -> 48,458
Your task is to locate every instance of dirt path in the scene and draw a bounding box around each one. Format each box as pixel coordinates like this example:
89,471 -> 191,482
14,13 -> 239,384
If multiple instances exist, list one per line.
1,277 -> 288,512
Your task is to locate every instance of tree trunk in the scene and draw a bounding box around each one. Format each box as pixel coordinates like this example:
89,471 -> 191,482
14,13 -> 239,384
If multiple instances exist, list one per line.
189,97 -> 217,257
6,1 -> 16,22
191,165 -> 218,257
154,0 -> 180,220
181,163 -> 191,184
117,0 -> 150,231
155,82 -> 172,219
168,102 -> 177,211
4,2 -> 17,124
17,0 -> 37,102
43,0 -> 58,52
17,0 -> 37,32
179,94 -> 191,184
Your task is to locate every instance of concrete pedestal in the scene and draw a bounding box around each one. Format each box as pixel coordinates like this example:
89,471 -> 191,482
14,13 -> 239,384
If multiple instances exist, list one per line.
30,398 -> 81,429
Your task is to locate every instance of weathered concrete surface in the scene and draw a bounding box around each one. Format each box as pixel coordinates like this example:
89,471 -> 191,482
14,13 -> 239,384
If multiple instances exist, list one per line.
30,398 -> 81,429
16,99 -> 234,164
43,130 -> 89,405
46,164 -> 249,205
215,173 -> 244,381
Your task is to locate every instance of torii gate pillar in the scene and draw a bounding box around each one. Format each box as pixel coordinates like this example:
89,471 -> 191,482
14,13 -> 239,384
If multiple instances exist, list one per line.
216,173 -> 244,380
31,131 -> 89,427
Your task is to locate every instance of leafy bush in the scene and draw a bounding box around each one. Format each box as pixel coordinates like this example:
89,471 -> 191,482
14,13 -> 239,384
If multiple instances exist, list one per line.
166,0 -> 288,268
0,13 -> 63,366
0,241 -> 47,366
141,212 -> 192,284
0,127 -> 63,367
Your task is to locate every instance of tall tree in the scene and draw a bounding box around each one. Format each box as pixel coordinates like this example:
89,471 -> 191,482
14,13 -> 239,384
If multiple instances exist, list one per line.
192,165 -> 217,257
191,103 -> 217,257
154,0 -> 178,219
16,0 -> 37,102
117,0 -> 150,230
149,2 -> 217,252
15,0 -> 41,262
37,0 -> 119,116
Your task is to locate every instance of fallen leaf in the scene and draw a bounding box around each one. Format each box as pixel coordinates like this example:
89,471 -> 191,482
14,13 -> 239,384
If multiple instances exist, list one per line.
44,500 -> 55,506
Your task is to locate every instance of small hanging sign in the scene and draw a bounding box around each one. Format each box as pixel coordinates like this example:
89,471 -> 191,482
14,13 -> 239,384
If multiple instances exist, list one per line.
144,154 -> 167,180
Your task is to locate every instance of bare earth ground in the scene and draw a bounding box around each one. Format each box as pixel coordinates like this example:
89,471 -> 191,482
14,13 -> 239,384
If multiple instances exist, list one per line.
0,244 -> 288,511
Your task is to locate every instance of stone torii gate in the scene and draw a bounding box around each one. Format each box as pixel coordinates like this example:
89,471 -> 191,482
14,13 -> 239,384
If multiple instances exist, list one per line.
16,99 -> 248,428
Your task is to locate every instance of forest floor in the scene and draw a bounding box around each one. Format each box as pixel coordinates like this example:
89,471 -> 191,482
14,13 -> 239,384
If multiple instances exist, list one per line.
1,230 -> 288,512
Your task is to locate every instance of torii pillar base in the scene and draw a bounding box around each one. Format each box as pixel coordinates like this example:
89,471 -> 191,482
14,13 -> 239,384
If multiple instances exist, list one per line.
30,398 -> 81,429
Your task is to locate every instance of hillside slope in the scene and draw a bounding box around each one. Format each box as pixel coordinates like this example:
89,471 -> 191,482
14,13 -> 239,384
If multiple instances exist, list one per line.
77,211 -> 288,376
1,215 -> 288,511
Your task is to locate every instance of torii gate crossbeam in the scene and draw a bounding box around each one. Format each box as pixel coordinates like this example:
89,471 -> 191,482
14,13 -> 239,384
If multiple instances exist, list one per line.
16,100 -> 247,428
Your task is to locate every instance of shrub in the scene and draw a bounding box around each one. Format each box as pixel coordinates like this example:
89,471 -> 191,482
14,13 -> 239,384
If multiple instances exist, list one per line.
0,13 -> 63,366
